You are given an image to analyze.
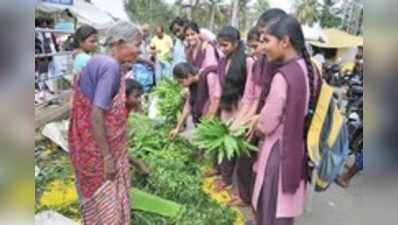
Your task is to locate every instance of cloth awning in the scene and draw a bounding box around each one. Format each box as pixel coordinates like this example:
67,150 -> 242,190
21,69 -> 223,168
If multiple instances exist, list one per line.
36,0 -> 117,30
308,28 -> 364,48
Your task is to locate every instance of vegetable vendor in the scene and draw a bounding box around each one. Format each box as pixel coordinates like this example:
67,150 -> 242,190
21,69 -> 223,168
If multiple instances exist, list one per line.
68,21 -> 142,225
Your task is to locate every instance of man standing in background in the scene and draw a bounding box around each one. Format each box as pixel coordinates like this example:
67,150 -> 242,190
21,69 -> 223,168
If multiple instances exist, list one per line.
170,17 -> 187,67
150,25 -> 173,63
150,25 -> 173,80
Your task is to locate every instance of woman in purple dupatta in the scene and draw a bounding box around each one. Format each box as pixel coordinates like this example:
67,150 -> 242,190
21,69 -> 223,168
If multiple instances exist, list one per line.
246,14 -> 318,225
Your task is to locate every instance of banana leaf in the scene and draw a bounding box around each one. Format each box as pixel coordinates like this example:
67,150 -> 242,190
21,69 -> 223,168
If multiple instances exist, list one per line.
130,188 -> 182,218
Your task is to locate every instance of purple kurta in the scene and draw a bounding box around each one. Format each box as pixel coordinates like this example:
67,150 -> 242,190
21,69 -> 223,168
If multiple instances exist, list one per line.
252,59 -> 309,219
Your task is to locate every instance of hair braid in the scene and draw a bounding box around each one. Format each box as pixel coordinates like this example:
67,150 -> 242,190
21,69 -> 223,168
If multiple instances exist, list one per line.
301,46 -> 316,113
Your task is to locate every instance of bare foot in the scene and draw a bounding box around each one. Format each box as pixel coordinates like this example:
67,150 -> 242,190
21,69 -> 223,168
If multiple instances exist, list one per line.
336,176 -> 349,188
203,169 -> 219,177
213,177 -> 230,192
227,196 -> 246,207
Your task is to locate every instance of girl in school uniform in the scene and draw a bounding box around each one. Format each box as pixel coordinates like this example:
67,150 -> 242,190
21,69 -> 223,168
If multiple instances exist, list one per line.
168,21 -> 220,139
230,9 -> 288,208
211,26 -> 254,193
246,14 -> 318,225
184,21 -> 219,71
169,62 -> 221,138
247,27 -> 264,60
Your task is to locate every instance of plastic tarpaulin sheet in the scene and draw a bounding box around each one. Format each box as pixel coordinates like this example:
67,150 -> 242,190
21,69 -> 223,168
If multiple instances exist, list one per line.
308,28 -> 364,49
42,120 -> 69,152
303,24 -> 327,42
36,0 -> 116,30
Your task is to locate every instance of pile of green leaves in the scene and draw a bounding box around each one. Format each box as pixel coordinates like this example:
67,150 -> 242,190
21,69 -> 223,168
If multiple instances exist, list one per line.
192,119 -> 257,163
150,78 -> 184,125
128,114 -> 236,225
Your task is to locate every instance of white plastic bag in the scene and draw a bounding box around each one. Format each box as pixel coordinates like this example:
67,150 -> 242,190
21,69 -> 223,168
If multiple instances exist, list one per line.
42,120 -> 69,152
35,211 -> 77,225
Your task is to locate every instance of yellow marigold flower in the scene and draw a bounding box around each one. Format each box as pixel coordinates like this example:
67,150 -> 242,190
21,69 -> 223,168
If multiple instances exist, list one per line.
39,180 -> 78,208
231,208 -> 245,225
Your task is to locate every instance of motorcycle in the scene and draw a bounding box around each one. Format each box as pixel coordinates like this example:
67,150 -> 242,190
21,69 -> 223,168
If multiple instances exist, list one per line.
323,62 -> 343,87
346,94 -> 363,155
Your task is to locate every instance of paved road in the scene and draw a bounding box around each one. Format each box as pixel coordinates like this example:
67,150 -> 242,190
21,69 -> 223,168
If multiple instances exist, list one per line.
296,173 -> 363,225
238,171 -> 363,225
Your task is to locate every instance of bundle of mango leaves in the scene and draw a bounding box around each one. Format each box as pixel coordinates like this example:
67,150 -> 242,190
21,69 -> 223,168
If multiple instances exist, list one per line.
128,114 -> 236,225
192,119 -> 257,163
150,78 -> 184,125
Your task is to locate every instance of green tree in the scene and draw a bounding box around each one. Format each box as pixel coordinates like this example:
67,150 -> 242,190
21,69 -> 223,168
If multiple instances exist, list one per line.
320,0 -> 343,28
253,0 -> 270,18
208,0 -> 224,31
190,0 -> 228,32
238,0 -> 252,32
124,0 -> 176,28
231,0 -> 240,27
294,0 -> 321,26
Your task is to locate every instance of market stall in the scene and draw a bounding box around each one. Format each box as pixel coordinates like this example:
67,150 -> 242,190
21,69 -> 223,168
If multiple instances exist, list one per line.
36,0 -> 117,30
308,28 -> 364,70
34,0 -> 122,129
